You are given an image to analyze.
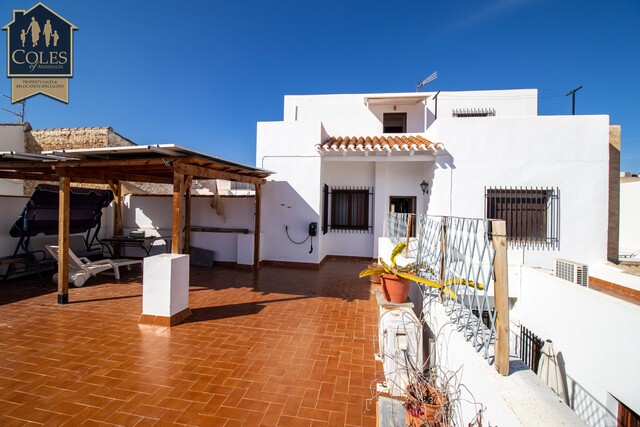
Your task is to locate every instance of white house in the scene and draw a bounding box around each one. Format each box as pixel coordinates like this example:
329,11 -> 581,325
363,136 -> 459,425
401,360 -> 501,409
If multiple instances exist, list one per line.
257,89 -> 639,426
257,89 -> 613,270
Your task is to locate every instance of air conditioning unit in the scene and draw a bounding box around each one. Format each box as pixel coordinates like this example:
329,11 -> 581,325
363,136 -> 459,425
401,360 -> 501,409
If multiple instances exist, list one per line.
378,307 -> 423,396
555,259 -> 589,286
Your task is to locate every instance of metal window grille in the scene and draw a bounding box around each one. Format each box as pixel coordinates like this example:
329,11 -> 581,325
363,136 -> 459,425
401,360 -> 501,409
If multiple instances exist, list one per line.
519,325 -> 544,373
452,108 -> 495,118
485,187 -> 559,248
323,186 -> 373,233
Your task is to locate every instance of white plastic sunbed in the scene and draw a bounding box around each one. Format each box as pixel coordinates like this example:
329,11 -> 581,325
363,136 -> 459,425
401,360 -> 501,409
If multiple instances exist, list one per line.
45,245 -> 142,287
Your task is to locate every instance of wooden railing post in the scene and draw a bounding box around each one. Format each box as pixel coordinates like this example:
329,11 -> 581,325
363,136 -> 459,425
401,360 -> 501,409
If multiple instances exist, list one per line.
439,217 -> 447,288
404,214 -> 413,257
491,219 -> 510,376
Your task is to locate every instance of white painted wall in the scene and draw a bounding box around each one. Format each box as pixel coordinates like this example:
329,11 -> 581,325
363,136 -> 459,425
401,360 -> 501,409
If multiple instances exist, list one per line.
620,181 -> 640,252
513,266 -> 640,425
424,89 -> 538,126
257,120 -> 324,264
122,195 -> 255,262
322,160 -> 375,257
288,94 -> 429,135
417,291 -> 586,426
426,115 -> 610,268
0,123 -> 28,196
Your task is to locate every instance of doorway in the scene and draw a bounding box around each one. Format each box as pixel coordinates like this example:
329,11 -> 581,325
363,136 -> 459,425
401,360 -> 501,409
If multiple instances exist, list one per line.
390,196 -> 416,237
389,196 -> 416,215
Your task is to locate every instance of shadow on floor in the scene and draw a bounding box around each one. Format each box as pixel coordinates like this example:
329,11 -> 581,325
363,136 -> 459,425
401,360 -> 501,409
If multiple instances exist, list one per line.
184,295 -> 315,324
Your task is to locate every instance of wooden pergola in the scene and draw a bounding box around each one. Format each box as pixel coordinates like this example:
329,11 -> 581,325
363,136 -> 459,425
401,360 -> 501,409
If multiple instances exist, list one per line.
0,145 -> 271,304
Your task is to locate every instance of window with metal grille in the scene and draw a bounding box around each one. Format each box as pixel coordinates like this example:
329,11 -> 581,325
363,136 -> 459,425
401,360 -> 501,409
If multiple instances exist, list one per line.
332,189 -> 369,230
383,113 -> 407,133
323,186 -> 373,233
485,187 -> 559,245
452,108 -> 495,118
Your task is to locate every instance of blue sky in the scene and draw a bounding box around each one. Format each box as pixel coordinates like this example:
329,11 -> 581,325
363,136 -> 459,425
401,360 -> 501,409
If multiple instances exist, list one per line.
1,0 -> 639,170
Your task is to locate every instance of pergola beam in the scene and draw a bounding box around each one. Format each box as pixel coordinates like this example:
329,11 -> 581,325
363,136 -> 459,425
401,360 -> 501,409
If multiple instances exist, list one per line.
173,161 -> 265,185
55,167 -> 173,184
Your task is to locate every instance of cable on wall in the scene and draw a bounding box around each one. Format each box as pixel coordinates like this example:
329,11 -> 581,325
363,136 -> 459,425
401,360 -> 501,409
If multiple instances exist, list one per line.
285,225 -> 314,254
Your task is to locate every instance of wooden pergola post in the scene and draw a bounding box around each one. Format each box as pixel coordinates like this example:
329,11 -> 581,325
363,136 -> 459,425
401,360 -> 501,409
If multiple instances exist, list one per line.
172,172 -> 185,254
57,177 -> 71,305
491,219 -> 510,376
184,176 -> 192,254
253,183 -> 262,269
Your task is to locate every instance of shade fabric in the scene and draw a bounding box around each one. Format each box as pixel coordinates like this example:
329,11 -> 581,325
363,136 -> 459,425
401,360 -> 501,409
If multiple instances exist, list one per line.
538,339 -> 568,403
9,184 -> 113,238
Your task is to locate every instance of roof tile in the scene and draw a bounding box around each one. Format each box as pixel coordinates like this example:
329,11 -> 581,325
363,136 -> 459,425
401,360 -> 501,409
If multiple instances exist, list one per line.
316,135 -> 442,153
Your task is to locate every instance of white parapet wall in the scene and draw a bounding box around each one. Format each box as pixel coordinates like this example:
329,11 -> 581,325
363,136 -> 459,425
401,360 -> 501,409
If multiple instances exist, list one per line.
419,292 -> 587,426
513,266 -> 640,425
122,195 -> 256,263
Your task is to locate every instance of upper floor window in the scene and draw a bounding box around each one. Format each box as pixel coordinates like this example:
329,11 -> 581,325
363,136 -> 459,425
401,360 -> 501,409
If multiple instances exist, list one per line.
485,187 -> 559,246
383,113 -> 407,133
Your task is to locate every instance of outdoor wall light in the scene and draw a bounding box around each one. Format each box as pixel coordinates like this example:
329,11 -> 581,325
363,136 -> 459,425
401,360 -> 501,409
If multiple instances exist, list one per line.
420,180 -> 429,195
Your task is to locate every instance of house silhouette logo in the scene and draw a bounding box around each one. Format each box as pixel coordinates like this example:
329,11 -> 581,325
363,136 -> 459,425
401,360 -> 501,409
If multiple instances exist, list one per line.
3,2 -> 77,103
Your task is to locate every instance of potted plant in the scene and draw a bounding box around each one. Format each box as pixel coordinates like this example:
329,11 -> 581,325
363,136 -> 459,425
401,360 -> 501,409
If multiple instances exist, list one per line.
359,242 -> 452,303
404,376 -> 449,426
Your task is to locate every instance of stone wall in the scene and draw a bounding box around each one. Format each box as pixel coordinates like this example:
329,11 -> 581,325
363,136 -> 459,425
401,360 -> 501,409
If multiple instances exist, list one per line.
608,125 -> 621,262
24,127 -> 136,194
26,127 -> 135,153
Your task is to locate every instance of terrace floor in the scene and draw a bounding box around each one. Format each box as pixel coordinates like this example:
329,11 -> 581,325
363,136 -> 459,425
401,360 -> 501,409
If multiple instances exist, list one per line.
0,259 -> 380,426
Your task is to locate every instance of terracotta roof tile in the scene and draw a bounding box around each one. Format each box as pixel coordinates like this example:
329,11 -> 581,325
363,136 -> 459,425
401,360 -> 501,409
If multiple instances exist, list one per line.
316,135 -> 442,153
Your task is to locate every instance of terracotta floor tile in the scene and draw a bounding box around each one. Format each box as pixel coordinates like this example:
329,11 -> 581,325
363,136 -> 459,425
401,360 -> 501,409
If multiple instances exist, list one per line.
0,261 -> 379,425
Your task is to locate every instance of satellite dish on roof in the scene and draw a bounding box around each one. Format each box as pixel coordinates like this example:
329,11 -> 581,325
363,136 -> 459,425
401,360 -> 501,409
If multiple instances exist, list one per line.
416,71 -> 438,91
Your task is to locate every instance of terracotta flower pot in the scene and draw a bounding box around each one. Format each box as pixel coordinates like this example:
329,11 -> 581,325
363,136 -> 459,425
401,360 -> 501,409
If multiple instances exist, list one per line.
405,384 -> 447,427
368,264 -> 381,284
381,274 -> 411,303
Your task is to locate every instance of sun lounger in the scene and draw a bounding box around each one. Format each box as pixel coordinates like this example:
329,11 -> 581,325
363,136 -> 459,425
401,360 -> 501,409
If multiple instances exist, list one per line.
45,245 -> 142,287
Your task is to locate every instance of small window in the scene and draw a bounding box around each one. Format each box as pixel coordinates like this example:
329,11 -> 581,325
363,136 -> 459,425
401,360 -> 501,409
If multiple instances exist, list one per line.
325,187 -> 372,232
453,108 -> 495,118
485,187 -> 559,245
383,113 -> 407,133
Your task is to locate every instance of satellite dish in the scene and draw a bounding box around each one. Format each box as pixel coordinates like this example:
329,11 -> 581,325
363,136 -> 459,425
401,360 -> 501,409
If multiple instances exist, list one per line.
416,71 -> 438,91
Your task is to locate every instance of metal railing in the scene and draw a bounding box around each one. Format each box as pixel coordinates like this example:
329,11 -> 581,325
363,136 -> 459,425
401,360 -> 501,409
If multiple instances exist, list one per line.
519,325 -> 543,373
386,212 -> 500,363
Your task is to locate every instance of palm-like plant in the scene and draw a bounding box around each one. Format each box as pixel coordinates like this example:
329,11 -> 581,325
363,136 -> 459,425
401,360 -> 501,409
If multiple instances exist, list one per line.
359,242 -> 456,298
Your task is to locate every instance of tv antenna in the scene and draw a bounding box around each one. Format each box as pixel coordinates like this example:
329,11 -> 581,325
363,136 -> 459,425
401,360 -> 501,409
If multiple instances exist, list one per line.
565,86 -> 582,115
416,71 -> 438,91
1,94 -> 26,122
